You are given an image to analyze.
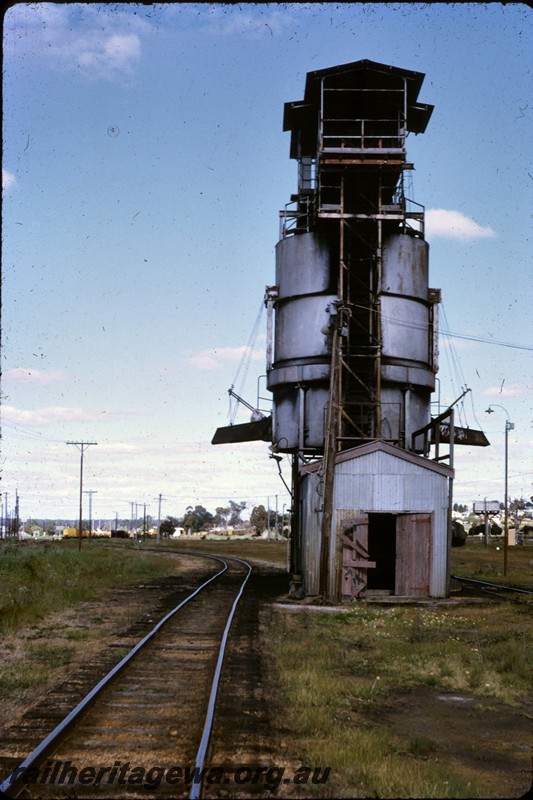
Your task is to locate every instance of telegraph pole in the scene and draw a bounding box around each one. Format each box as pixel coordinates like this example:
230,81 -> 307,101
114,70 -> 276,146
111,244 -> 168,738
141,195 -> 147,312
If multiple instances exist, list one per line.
486,405 -> 514,576
142,503 -> 150,538
83,490 -> 98,540
134,502 -> 141,539
67,441 -> 97,551
154,494 -> 167,543
14,490 -> 20,539
3,493 -> 8,539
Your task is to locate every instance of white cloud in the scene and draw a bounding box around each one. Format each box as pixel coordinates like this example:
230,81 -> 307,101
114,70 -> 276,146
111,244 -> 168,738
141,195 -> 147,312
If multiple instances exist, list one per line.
199,6 -> 294,38
185,346 -> 263,372
483,383 -> 529,399
77,33 -> 141,75
425,209 -> 496,241
4,367 -> 69,385
6,4 -> 144,80
2,169 -> 16,193
1,405 -> 141,427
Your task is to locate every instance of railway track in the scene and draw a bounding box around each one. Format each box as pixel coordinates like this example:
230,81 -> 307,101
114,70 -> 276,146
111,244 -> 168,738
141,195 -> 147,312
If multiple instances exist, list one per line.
451,574 -> 533,600
0,553 -> 257,799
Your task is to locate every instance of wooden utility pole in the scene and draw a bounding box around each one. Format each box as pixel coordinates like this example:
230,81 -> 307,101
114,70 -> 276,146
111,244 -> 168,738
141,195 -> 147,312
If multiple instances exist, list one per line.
319,324 -> 340,598
66,442 -> 97,551
154,493 -> 167,543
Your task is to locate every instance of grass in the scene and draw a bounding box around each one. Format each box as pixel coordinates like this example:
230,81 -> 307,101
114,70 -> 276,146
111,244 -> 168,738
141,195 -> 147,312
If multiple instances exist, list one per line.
451,538 -> 533,587
2,536 -> 530,797
0,539 -> 177,635
151,536 -> 289,566
151,535 -> 531,795
0,540 -> 180,707
265,597 -> 532,798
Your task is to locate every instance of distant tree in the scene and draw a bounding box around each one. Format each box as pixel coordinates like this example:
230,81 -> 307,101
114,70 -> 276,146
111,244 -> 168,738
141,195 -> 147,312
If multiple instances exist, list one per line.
509,497 -> 528,513
111,529 -> 129,539
228,500 -> 246,526
181,505 -> 214,533
160,516 -> 180,537
469,521 -> 503,537
250,504 -> 268,533
212,506 -> 229,526
451,519 -> 467,547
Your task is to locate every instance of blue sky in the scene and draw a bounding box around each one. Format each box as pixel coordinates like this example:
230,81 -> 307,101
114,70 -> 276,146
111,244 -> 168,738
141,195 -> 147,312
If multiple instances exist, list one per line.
2,2 -> 532,522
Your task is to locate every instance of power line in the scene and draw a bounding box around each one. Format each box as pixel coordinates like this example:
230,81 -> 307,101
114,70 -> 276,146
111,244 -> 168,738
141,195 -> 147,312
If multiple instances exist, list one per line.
1,421 -> 65,443
351,302 -> 533,351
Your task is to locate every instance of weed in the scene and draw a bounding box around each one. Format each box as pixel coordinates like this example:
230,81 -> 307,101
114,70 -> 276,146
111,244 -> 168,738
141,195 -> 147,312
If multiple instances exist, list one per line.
29,643 -> 76,669
0,664 -> 48,698
407,736 -> 440,758
110,647 -> 131,664
267,591 -> 531,798
64,628 -> 93,640
0,541 -> 175,635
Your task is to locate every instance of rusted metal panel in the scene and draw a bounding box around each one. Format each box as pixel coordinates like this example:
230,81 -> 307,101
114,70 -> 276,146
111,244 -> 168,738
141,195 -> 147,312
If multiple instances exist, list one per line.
339,513 -> 377,598
395,513 -> 431,595
276,232 -> 332,299
300,474 -> 322,595
431,424 -> 490,447
382,233 -> 428,300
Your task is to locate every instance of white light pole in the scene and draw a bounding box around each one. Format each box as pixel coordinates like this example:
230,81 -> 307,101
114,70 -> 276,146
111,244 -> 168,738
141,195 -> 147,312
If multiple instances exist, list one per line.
485,405 -> 514,576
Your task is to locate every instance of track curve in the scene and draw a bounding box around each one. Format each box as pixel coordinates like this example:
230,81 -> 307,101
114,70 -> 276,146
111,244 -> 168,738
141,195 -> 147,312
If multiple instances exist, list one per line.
1,552 -> 252,799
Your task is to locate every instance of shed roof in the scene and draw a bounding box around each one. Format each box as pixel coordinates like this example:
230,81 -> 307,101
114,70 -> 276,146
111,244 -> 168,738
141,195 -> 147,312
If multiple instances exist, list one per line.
300,440 -> 454,478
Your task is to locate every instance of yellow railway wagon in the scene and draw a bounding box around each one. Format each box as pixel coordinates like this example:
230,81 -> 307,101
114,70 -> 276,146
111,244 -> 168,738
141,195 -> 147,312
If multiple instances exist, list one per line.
63,527 -> 90,538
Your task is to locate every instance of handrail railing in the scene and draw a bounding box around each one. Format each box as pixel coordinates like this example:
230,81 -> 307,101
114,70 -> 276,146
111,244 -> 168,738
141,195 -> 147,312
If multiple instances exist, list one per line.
279,195 -> 316,239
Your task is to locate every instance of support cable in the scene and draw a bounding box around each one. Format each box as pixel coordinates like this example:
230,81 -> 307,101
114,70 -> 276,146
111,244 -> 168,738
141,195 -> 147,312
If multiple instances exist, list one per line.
229,301 -> 264,424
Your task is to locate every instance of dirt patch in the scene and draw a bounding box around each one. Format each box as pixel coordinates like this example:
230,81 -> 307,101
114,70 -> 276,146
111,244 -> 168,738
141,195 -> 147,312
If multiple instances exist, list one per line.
362,688 -> 533,798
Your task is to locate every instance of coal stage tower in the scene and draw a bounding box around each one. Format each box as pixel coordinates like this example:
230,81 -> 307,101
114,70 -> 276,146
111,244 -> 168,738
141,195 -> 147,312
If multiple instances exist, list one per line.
266,59 -> 438,455
214,60 -> 465,601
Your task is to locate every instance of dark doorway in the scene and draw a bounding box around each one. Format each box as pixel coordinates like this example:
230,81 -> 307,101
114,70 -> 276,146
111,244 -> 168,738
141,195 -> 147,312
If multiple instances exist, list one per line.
367,513 -> 396,591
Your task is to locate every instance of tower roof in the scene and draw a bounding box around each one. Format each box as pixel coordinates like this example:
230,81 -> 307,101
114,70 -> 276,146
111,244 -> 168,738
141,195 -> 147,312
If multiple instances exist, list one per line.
283,59 -> 434,158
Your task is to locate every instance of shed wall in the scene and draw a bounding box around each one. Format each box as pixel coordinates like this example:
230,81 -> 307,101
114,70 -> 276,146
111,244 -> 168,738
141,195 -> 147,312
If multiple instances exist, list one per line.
300,450 -> 450,597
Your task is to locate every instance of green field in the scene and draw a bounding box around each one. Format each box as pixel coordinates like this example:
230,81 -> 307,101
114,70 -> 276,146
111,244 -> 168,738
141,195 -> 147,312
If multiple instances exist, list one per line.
0,539 -> 176,635
1,536 -> 530,798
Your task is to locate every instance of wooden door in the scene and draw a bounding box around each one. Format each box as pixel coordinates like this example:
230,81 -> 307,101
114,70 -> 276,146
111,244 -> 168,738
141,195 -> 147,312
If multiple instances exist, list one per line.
395,513 -> 431,596
340,514 -> 376,598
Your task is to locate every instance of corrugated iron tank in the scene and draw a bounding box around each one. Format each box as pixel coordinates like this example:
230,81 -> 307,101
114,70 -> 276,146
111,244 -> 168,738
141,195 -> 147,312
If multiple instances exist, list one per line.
267,59 -> 438,455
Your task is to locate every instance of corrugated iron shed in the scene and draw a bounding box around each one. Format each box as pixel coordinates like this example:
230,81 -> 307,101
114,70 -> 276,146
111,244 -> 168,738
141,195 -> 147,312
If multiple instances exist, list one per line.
299,441 -> 452,598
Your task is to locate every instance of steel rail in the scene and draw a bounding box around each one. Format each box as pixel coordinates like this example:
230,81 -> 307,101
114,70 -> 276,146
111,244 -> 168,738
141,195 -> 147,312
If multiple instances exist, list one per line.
0,553 -> 230,798
451,574 -> 533,596
189,557 -> 252,800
